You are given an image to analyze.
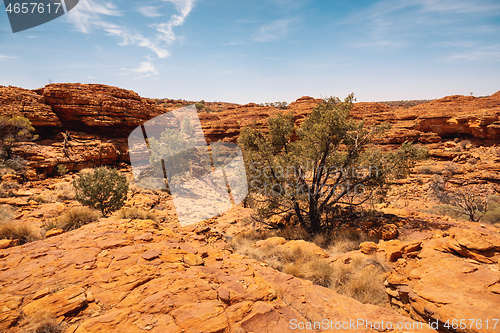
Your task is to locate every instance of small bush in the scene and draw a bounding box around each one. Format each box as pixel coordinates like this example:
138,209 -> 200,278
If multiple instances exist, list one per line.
55,164 -> 68,176
481,196 -> 500,224
313,229 -> 371,254
4,156 -> 27,171
31,195 -> 49,204
195,102 -> 205,110
0,116 -> 37,159
59,207 -> 100,231
117,207 -> 157,221
0,221 -> 40,244
73,167 -> 129,217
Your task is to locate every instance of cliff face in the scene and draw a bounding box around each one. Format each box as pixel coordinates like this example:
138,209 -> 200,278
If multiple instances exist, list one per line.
1,83 -> 499,178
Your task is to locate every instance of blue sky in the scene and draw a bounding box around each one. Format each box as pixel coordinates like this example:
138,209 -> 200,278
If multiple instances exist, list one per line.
1,0 -> 499,103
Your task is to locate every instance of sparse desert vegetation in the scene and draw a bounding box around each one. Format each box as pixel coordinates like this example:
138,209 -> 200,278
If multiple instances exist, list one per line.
1,84 -> 500,333
231,228 -> 389,306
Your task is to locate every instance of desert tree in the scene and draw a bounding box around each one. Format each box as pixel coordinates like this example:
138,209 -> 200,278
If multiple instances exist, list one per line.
429,175 -> 488,222
238,94 -> 426,233
0,116 -> 37,160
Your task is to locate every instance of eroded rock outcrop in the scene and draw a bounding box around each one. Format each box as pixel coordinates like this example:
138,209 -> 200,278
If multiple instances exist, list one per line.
376,228 -> 500,333
0,218 -> 434,333
1,83 -> 499,178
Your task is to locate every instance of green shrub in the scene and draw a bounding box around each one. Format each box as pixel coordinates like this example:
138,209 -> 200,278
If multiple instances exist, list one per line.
59,207 -> 100,231
73,167 -> 129,217
195,102 -> 205,111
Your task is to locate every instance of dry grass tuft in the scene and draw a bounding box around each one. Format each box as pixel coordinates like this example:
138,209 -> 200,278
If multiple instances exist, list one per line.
0,204 -> 14,223
0,221 -> 40,244
331,255 -> 391,305
59,207 -> 100,231
311,229 -> 373,255
21,318 -> 64,333
232,235 -> 334,287
232,227 -> 389,305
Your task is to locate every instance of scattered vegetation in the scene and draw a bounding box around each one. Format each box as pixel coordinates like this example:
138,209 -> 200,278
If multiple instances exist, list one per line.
0,116 -> 38,160
58,207 -> 100,231
231,228 -> 389,305
195,100 -> 205,111
73,167 -> 129,217
239,94 -> 427,233
55,164 -> 69,176
231,232 -> 334,287
22,319 -> 64,333
0,220 -> 40,244
482,195 -> 500,225
264,101 -> 289,110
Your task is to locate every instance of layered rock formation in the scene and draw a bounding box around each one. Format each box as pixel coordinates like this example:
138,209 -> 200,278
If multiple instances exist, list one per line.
1,83 -> 499,177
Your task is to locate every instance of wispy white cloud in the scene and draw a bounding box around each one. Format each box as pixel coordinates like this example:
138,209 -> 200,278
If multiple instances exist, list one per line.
137,6 -> 163,18
153,0 -> 196,44
99,22 -> 170,58
253,18 -> 295,42
0,54 -> 16,61
131,59 -> 159,77
66,0 -> 122,34
66,0 -> 196,60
